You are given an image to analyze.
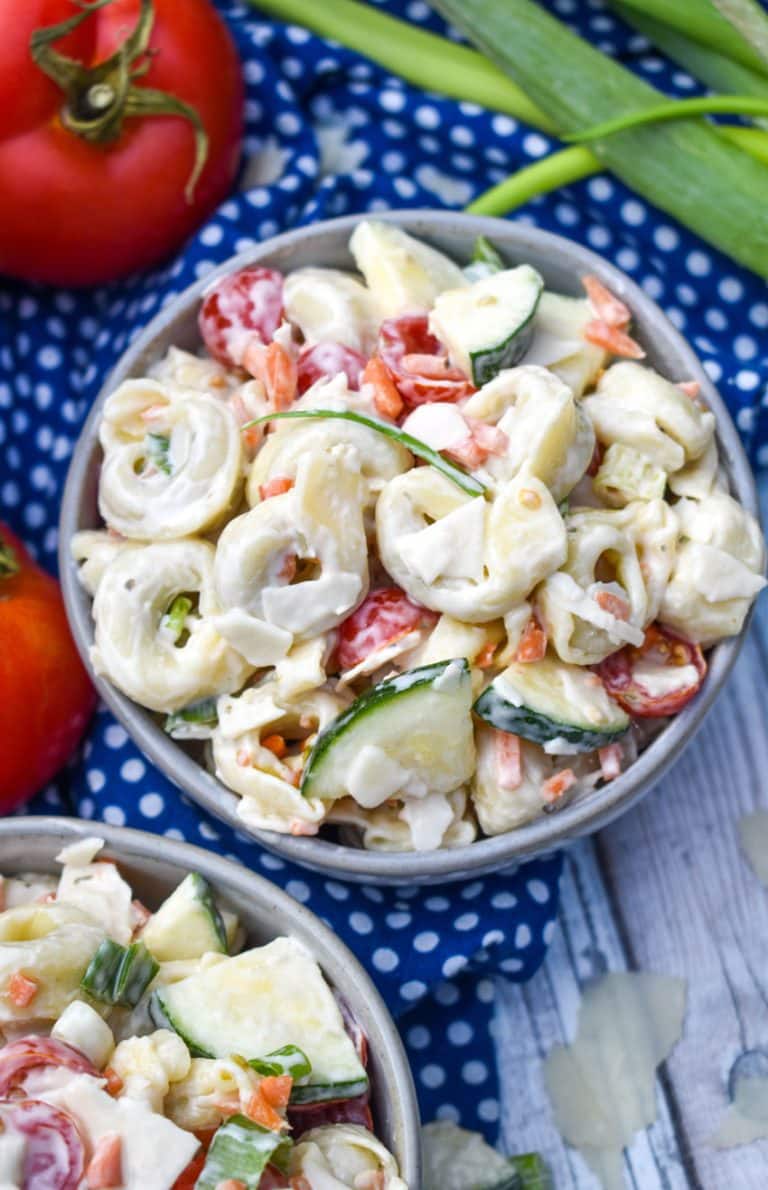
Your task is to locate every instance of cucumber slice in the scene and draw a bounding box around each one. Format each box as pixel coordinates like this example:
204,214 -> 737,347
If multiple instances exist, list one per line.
164,696 -> 218,740
301,659 -> 475,804
154,936 -> 367,1093
349,219 -> 466,318
473,656 -> 629,751
141,873 -> 227,962
244,409 -> 485,497
81,939 -> 159,1008
196,1115 -> 291,1190
430,265 -> 544,386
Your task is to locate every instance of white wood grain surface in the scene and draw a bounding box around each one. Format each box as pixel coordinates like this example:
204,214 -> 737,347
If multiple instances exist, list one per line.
492,481 -> 768,1189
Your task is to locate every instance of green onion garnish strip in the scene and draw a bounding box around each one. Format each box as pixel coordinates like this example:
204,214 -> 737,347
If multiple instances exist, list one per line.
248,1044 -> 312,1082
565,94 -> 768,143
710,0 -> 768,71
81,939 -> 159,1008
615,0 -> 768,76
146,432 -> 172,475
242,409 -> 487,498
468,145 -> 597,216
433,0 -> 768,279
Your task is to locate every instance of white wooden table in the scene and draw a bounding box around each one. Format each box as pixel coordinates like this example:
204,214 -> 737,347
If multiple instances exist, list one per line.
493,480 -> 768,1189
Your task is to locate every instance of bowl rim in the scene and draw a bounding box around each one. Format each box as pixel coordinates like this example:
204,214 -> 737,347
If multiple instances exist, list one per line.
59,208 -> 760,884
0,815 -> 422,1185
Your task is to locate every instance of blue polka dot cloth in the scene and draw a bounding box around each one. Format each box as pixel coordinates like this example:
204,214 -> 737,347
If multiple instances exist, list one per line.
2,0 -> 767,1147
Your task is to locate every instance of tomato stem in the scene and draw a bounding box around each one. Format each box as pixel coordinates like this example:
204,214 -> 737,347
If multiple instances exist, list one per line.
29,0 -> 209,201
0,538 -> 19,580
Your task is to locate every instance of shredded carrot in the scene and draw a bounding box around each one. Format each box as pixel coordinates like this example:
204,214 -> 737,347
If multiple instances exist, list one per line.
541,768 -> 576,804
244,342 -> 297,410
259,475 -> 294,501
289,818 -> 319,836
495,730 -> 523,790
584,319 -> 645,359
103,1067 -> 124,1097
464,417 -> 509,455
85,1133 -> 123,1189
260,1074 -> 293,1110
131,899 -> 151,930
244,1086 -> 287,1132
362,356 -> 403,420
214,1181 -> 247,1190
236,748 -> 253,768
595,590 -> 630,621
8,973 -> 38,1008
261,734 -> 287,759
677,379 -> 701,399
476,641 -> 497,668
582,274 -> 631,329
515,617 -> 548,663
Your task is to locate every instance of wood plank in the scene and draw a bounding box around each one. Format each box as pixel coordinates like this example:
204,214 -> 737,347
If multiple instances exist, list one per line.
494,839 -> 691,1188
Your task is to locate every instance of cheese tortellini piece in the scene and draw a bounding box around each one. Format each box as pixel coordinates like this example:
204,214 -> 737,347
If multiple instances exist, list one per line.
214,447 -> 369,665
661,491 -> 766,645
288,1124 -> 408,1190
583,362 -> 715,473
331,788 -> 477,852
377,467 -> 566,622
165,1056 -> 262,1132
90,540 -> 251,712
463,365 -> 594,500
472,726 -> 555,835
538,509 -> 649,665
98,379 -> 244,540
283,267 -> 376,354
212,680 -> 346,833
522,291 -> 607,396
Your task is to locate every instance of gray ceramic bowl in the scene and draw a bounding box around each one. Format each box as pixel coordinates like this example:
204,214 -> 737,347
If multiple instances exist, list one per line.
0,816 -> 421,1185
60,210 -> 760,884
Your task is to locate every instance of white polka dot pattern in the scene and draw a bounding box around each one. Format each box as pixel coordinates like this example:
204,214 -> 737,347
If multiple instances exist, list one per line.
5,0 -> 765,1142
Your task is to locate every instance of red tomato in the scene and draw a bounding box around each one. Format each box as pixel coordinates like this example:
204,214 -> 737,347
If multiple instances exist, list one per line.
0,1038 -> 99,1097
0,528 -> 96,808
199,267 -> 285,367
0,1099 -> 85,1189
378,315 -> 474,406
335,588 -> 436,671
287,1092 -> 373,1137
0,0 -> 243,286
597,623 -> 706,718
297,342 -> 366,394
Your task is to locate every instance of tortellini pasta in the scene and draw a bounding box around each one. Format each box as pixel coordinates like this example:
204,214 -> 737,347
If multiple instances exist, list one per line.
288,1124 -> 408,1190
376,467 -> 566,622
212,680 -> 346,834
283,267 -> 376,354
90,539 -> 251,712
331,788 -> 477,852
98,378 -> 244,540
472,726 -> 555,835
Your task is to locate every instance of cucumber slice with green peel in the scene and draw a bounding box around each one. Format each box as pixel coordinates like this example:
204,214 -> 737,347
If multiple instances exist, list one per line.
430,265 -> 544,386
81,939 -> 159,1007
141,873 -> 228,962
473,656 -> 630,751
289,1076 -> 369,1104
301,659 -> 475,804
164,697 -> 218,740
243,409 -> 486,498
195,1115 -> 292,1190
154,936 -> 367,1092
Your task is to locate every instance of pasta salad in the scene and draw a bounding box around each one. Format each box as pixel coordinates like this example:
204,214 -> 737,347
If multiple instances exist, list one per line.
73,221 -> 767,853
0,838 -> 404,1189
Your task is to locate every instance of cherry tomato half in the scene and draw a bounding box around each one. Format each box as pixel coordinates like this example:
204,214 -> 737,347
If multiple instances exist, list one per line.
335,588 -> 436,671
597,623 -> 706,718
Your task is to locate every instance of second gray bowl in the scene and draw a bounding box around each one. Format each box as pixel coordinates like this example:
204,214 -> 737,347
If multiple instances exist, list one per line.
59,210 -> 760,884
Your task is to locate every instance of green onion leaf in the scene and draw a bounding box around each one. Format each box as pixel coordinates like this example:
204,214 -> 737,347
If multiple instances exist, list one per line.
162,594 -> 192,643
710,0 -> 768,70
196,1115 -> 292,1189
564,94 -> 768,142
81,939 -> 159,1007
146,432 -> 172,475
243,409 -> 487,498
613,0 -> 768,76
248,1044 -> 313,1082
468,145 -> 597,216
164,697 -> 218,736
471,235 -> 505,270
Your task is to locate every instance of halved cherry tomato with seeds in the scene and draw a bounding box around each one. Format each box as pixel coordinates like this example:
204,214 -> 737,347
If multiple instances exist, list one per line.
378,315 -> 474,406
0,1037 -> 98,1097
297,343 -> 366,394
199,267 -> 284,367
597,623 -> 706,718
336,588 -> 436,671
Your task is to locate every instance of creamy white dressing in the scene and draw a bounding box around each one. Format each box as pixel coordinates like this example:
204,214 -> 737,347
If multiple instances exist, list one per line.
399,792 -> 455,851
345,745 -> 410,809
632,659 -> 699,698
212,607 -> 293,667
400,404 -> 469,451
398,499 -> 486,585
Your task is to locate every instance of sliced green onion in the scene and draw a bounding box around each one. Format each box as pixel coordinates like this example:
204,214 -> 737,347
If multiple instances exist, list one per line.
509,1152 -> 552,1189
242,410 -> 487,497
721,123 -> 768,162
565,94 -> 768,142
471,235 -> 505,270
248,1045 -> 312,1082
433,0 -> 768,278
196,1115 -> 292,1190
81,939 -> 159,1007
164,697 -> 218,736
146,432 -> 172,475
468,145 -> 597,216
162,594 -> 192,642
248,0 -> 554,130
